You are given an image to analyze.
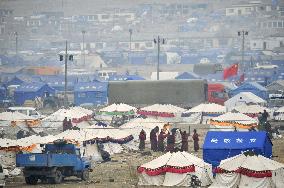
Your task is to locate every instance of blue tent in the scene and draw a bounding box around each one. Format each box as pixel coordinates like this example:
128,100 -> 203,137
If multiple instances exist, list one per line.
74,82 -> 108,106
175,72 -> 200,80
6,76 -> 25,86
230,82 -> 268,100
14,82 -> 55,105
203,131 -> 272,167
0,86 -> 6,102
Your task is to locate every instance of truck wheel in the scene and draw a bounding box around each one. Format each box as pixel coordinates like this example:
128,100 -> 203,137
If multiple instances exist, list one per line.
51,170 -> 63,184
81,169 -> 89,181
25,176 -> 38,185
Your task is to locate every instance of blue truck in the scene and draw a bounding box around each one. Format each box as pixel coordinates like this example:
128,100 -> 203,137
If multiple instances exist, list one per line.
16,140 -> 91,185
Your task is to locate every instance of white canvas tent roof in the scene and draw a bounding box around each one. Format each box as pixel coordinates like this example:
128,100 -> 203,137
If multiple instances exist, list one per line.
120,118 -> 166,140
276,106 -> 284,113
219,153 -> 284,172
184,103 -> 226,113
0,111 -> 35,121
225,92 -> 267,110
99,103 -> 136,112
211,112 -> 257,125
140,104 -> 186,113
211,153 -> 284,188
232,104 -> 270,114
139,151 -> 213,186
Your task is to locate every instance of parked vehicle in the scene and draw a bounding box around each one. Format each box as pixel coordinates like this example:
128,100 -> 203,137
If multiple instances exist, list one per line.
16,140 -> 91,185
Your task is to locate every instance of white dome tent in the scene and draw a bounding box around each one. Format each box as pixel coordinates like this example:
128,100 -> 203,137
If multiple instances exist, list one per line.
182,103 -> 226,124
120,117 -> 166,141
41,107 -> 93,130
137,104 -> 186,122
138,151 -> 213,187
225,92 -> 267,111
210,153 -> 284,188
209,112 -> 258,131
232,104 -> 270,118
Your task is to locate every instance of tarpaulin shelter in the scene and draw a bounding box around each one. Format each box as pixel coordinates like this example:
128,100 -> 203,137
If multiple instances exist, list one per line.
229,82 -> 268,100
74,81 -> 108,106
138,104 -> 186,118
138,151 -> 213,187
203,131 -> 272,167
210,153 -> 284,188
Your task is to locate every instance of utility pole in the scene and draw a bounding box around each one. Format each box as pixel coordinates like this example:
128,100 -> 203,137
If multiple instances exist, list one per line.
82,30 -> 86,66
59,40 -> 73,108
238,30 -> 248,71
129,28 -> 132,51
64,40 -> 68,108
14,32 -> 18,55
154,36 -> 165,80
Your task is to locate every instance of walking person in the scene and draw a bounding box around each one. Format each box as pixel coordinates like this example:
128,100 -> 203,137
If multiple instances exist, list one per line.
139,129 -> 146,151
181,131 -> 189,152
192,129 -> 199,152
150,126 -> 159,151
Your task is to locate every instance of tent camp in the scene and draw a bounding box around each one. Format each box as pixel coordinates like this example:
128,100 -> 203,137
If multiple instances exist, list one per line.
210,153 -> 284,188
138,151 -> 213,187
203,131 -> 272,167
209,112 -> 258,131
225,92 -> 267,111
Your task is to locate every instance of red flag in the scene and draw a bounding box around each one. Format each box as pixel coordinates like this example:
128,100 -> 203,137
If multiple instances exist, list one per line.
223,64 -> 238,80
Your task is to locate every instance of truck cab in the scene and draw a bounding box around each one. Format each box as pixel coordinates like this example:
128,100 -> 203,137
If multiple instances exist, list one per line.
16,140 -> 91,185
207,83 -> 228,105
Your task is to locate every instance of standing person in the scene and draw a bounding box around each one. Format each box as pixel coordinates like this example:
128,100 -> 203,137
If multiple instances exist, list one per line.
181,131 -> 189,152
157,130 -> 166,152
166,132 -> 175,153
138,129 -> 146,151
192,129 -> 199,152
63,117 -> 68,131
262,110 -> 269,122
174,129 -> 182,151
150,126 -> 159,151
67,119 -> 72,130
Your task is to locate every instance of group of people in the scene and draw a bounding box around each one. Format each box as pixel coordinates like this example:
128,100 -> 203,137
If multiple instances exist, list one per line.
62,117 -> 73,131
139,125 -> 199,153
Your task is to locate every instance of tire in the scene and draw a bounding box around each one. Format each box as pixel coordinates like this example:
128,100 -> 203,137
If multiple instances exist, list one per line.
25,176 -> 38,185
81,169 -> 89,181
51,170 -> 63,184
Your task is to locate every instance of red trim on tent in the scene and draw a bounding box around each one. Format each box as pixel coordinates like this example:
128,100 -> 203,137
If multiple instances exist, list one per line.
137,110 -> 175,117
138,165 -> 195,176
214,167 -> 272,178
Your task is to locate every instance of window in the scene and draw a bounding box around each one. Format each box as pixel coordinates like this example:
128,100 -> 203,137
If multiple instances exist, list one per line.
245,8 -> 251,12
278,22 -> 283,28
101,15 -> 110,19
268,22 -> 272,27
78,93 -> 86,98
96,92 -> 103,98
263,22 -> 267,28
228,9 -> 234,13
273,22 -> 277,28
145,42 -> 153,47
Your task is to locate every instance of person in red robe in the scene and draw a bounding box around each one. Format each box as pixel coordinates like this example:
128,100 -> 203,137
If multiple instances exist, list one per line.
181,131 -> 189,151
139,129 -> 146,151
62,117 -> 68,131
166,132 -> 175,153
192,129 -> 199,152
